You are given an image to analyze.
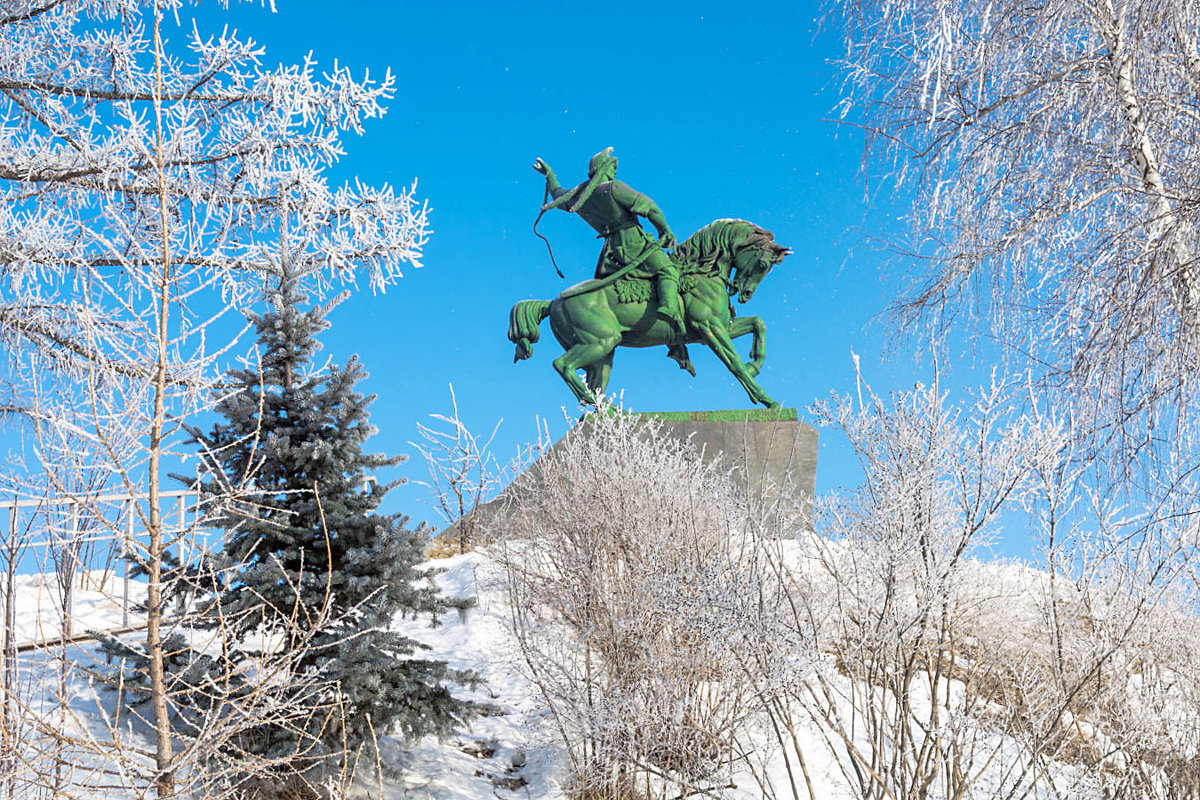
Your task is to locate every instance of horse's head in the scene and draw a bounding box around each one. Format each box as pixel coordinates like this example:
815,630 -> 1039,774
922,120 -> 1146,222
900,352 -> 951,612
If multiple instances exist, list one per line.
730,235 -> 790,303
675,219 -> 790,302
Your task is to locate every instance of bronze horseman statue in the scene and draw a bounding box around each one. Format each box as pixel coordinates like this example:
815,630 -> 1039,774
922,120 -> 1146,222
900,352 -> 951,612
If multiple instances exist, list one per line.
509,147 -> 791,409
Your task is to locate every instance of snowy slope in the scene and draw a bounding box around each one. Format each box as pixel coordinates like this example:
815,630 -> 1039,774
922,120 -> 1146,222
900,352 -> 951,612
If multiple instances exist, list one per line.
7,570 -> 147,645
3,554 -> 556,800
377,551 -> 565,800
7,544 -> 1194,800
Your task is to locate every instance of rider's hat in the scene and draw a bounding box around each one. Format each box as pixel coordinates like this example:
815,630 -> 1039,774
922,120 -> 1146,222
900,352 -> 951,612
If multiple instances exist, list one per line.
588,147 -> 617,178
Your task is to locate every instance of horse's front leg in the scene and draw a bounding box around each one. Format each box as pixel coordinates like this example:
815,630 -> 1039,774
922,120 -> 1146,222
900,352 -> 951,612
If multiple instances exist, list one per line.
696,323 -> 779,409
729,315 -> 766,378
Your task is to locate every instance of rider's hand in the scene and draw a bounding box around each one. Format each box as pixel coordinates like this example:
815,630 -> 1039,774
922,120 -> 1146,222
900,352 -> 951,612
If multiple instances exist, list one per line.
658,229 -> 677,250
532,157 -> 553,176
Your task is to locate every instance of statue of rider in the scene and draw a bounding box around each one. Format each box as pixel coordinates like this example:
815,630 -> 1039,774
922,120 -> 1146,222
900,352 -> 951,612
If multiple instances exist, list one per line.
533,147 -> 684,333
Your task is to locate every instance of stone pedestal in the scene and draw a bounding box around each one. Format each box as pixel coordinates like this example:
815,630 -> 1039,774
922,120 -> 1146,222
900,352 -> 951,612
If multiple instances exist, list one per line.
641,409 -> 817,533
431,409 -> 817,554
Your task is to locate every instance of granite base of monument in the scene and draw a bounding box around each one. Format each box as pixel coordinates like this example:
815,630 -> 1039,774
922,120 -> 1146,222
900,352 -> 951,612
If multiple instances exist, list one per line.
432,409 -> 817,553
642,409 -> 817,532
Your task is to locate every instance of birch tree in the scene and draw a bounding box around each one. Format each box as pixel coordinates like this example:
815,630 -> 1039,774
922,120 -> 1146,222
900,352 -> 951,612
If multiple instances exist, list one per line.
832,0 -> 1200,471
0,0 -> 427,796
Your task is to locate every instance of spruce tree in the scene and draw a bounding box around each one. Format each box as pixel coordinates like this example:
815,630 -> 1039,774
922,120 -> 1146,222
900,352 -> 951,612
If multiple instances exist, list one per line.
187,267 -> 472,755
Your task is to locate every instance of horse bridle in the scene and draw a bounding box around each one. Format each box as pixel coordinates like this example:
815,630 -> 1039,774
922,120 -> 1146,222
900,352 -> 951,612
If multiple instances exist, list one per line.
727,245 -> 774,298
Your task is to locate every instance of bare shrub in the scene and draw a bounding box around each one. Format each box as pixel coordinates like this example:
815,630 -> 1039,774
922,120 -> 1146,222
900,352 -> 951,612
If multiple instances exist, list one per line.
484,382 -> 1199,800
411,385 -> 503,556
764,380 -> 1061,800
768,377 -> 1200,800
492,401 -> 790,800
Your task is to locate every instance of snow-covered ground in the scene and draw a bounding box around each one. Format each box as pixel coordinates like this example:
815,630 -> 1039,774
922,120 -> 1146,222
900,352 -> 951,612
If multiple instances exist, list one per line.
0,550 -> 859,800
6,569 -> 147,645
4,546 -> 1195,800
1,553 -> 563,800
379,551 -> 564,800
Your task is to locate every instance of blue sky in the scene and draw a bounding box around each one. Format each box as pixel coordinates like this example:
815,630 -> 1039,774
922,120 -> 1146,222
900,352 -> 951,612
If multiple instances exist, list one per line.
184,2 -> 994,545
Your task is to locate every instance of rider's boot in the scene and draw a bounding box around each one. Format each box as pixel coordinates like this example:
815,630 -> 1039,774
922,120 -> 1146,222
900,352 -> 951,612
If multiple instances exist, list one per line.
667,343 -> 696,376
656,275 -> 684,335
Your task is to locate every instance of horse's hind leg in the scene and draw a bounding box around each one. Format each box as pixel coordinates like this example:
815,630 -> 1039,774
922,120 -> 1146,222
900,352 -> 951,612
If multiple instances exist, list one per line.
585,351 -> 615,397
553,339 -> 619,405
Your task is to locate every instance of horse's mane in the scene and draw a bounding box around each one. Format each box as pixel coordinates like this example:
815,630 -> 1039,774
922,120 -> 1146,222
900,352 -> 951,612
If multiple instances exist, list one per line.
674,219 -> 775,276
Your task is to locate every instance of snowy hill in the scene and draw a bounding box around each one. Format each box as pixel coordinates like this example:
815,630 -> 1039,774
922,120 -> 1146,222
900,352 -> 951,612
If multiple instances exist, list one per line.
4,538 -> 1198,800
383,551 -> 561,800
388,543 -> 1200,800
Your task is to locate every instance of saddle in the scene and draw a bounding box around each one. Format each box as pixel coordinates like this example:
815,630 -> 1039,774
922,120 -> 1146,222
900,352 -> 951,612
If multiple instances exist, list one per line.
612,275 -> 697,305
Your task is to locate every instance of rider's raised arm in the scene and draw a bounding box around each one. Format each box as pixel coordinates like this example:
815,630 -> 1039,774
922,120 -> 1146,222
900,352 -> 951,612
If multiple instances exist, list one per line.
546,172 -> 569,200
533,157 -> 569,199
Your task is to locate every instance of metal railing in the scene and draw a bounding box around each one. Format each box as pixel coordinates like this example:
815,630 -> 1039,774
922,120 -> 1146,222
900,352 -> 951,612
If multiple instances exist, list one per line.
0,489 -> 202,651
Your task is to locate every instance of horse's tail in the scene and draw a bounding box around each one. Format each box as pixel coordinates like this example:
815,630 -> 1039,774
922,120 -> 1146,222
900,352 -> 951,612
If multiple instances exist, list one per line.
508,299 -> 552,362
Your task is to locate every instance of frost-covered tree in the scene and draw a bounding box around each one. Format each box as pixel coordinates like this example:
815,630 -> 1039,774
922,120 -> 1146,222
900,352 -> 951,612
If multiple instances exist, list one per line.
188,266 -> 472,757
832,0 -> 1200,471
0,0 -> 427,796
758,378 -> 1200,800
829,8 -> 1200,793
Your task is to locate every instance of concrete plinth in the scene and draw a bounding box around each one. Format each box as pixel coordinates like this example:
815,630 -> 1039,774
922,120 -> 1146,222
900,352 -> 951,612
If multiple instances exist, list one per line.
641,409 -> 817,533
431,409 -> 817,554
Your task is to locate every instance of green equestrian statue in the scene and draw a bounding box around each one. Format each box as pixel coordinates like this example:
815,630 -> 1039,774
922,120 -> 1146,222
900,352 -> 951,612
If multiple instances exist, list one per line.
534,147 -> 684,333
511,148 -> 791,409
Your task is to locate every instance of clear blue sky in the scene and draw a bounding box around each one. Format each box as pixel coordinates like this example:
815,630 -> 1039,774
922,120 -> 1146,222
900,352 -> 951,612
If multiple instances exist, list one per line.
184,2 -> 999,547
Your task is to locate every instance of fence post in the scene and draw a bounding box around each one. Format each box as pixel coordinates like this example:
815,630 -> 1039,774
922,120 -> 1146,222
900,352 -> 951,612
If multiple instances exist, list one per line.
1,505 -> 14,798
176,495 -> 186,574
123,503 -> 132,630
63,506 -> 77,640
2,504 -> 10,652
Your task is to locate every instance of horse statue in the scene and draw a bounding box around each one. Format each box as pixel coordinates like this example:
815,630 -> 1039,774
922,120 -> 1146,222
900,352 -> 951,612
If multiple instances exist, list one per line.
508,219 -> 790,408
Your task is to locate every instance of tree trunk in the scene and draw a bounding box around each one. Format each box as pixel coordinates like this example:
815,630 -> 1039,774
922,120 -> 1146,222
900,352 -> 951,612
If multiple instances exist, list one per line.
1100,0 -> 1197,316
147,11 -> 175,798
